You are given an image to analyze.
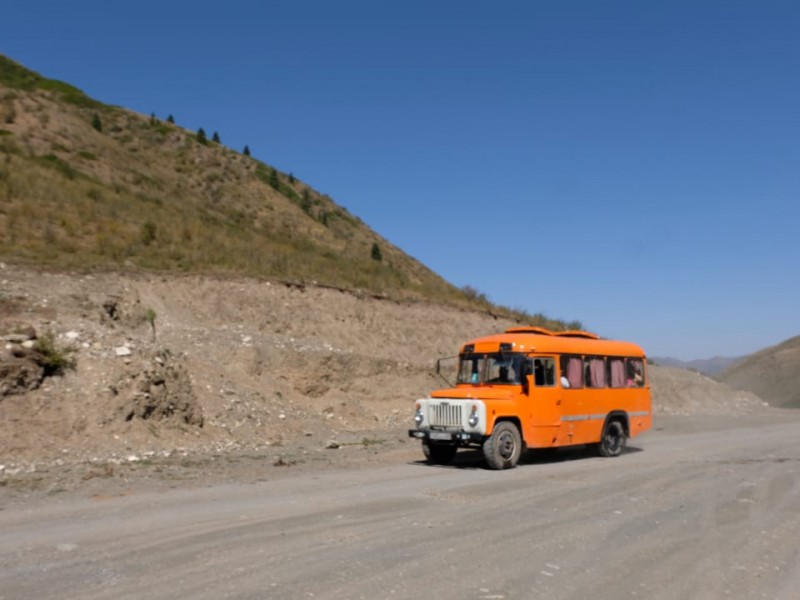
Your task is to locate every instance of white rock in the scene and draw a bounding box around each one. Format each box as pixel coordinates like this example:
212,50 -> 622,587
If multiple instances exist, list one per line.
115,346 -> 132,357
65,331 -> 80,340
22,340 -> 35,349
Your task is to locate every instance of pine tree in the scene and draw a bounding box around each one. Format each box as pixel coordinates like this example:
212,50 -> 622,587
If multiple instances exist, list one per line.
167,114 -> 175,124
371,243 -> 383,262
91,113 -> 102,132
212,131 -> 220,143
243,145 -> 251,156
269,168 -> 279,190
196,127 -> 208,145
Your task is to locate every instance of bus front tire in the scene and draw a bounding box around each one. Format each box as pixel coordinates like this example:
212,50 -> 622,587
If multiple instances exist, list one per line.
598,420 -> 626,457
483,421 -> 522,470
423,442 -> 457,465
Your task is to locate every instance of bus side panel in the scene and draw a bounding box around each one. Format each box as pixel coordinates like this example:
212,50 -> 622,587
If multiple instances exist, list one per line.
627,387 -> 652,438
559,387 -> 651,446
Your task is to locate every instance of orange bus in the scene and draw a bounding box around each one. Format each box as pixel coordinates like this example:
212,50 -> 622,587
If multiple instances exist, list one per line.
409,326 -> 651,469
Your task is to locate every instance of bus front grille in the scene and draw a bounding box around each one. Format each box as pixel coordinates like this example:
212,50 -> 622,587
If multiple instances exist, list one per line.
430,403 -> 462,427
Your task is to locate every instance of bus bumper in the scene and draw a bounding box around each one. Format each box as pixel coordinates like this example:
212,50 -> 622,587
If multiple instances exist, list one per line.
408,429 -> 483,444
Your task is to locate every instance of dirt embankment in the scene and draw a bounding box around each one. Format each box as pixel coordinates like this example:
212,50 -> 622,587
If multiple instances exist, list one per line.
0,264 -> 769,490
0,266 -> 516,471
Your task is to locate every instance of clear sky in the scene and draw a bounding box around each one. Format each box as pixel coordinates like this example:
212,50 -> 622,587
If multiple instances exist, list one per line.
4,1 -> 799,360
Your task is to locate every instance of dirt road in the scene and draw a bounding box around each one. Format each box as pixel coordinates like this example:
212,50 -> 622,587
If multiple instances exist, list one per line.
2,413 -> 799,600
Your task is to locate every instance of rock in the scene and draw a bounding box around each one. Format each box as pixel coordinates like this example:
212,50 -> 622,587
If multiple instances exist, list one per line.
326,440 -> 341,449
115,346 -> 132,357
0,359 -> 45,396
4,334 -> 30,344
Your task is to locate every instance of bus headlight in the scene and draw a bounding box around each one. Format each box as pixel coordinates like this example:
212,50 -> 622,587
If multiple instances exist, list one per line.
468,405 -> 479,428
415,407 -> 424,427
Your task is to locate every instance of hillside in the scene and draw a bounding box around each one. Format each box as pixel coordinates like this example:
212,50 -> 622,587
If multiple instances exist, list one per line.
0,54 -> 481,310
716,335 -> 800,408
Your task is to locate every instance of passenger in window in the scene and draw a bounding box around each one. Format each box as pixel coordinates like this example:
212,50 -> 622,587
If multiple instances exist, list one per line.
627,361 -> 644,387
560,365 -> 571,388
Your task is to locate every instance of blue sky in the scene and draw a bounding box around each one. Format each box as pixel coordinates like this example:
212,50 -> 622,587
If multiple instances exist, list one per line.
4,1 -> 799,360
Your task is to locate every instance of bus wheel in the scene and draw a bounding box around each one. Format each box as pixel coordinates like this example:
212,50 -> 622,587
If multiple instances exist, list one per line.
483,422 -> 522,470
423,442 -> 457,465
598,420 -> 626,457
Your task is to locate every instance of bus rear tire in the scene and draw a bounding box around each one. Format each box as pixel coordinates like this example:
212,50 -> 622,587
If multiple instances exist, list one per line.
598,420 -> 626,457
483,421 -> 522,470
423,442 -> 457,465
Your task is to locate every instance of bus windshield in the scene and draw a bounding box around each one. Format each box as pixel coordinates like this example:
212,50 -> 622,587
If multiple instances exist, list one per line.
457,352 -> 526,385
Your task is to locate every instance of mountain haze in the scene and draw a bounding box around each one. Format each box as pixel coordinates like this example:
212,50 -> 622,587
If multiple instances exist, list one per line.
651,355 -> 744,376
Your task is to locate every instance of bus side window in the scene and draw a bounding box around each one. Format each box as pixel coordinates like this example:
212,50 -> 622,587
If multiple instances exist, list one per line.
544,359 -> 555,385
534,359 -> 544,386
533,358 -> 556,387
626,358 -> 645,387
561,355 -> 583,388
608,358 -> 626,388
585,356 -> 607,388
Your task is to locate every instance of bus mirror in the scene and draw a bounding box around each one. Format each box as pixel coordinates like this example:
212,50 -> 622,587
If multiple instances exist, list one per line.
436,356 -> 457,388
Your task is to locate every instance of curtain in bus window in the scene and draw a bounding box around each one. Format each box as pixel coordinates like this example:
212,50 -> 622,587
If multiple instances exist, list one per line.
566,356 -> 583,388
609,359 -> 625,388
588,357 -> 606,387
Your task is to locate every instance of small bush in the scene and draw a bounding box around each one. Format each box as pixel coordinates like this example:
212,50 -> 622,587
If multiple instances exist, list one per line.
34,331 -> 77,376
140,220 -> 157,245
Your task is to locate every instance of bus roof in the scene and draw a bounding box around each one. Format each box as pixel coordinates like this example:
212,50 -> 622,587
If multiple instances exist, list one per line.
462,327 -> 646,357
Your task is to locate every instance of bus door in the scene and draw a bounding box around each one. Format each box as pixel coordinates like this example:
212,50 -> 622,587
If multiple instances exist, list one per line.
525,356 -> 562,447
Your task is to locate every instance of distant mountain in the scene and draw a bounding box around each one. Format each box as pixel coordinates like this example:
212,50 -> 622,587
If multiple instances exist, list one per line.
651,355 -> 744,376
716,335 -> 800,408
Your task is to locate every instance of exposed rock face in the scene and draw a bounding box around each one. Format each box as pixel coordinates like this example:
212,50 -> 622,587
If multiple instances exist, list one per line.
1,329 -> 44,397
0,357 -> 45,397
111,351 -> 203,427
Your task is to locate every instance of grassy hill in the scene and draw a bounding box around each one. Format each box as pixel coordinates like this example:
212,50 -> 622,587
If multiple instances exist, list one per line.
716,335 -> 800,408
0,54 -> 577,329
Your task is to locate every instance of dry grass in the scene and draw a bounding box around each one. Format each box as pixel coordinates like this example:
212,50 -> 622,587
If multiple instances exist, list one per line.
0,53 -> 576,328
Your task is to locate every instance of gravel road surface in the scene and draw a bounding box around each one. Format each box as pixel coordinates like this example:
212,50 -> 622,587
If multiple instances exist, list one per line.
2,414 -> 799,600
